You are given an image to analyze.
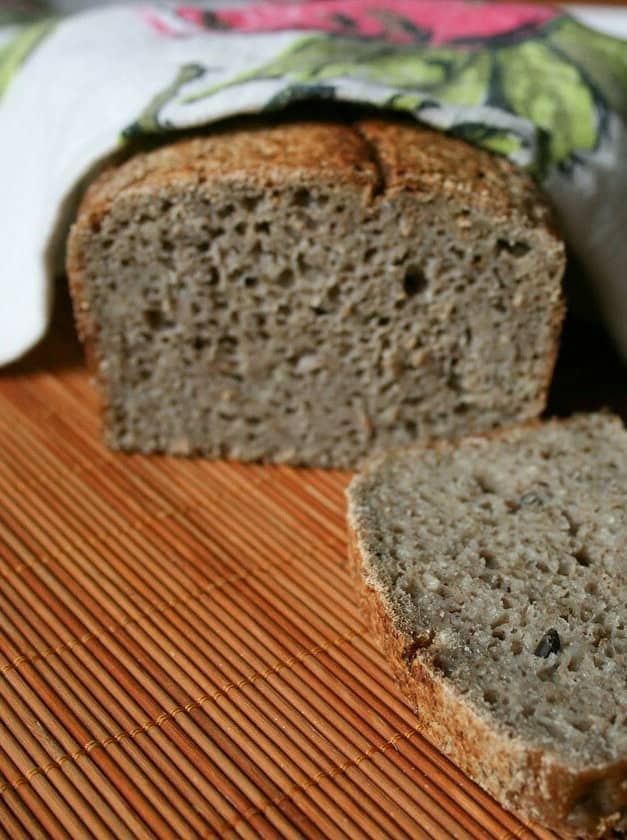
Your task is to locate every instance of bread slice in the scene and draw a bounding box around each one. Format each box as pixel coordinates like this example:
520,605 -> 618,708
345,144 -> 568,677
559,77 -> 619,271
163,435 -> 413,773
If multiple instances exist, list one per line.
67,116 -> 565,467
347,413 -> 627,837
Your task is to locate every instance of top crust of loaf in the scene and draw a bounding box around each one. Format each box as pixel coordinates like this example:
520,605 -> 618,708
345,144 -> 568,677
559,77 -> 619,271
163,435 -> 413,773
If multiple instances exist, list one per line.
74,122 -> 378,223
73,117 -> 558,246
347,413 -> 627,838
357,119 -> 556,229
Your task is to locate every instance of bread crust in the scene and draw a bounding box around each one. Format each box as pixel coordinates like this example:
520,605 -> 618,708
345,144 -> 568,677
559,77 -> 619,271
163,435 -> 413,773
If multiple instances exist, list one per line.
346,420 -> 627,838
356,119 -> 559,233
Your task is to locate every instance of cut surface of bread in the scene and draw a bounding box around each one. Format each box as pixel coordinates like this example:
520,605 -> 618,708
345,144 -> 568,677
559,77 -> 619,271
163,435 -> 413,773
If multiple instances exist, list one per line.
67,116 -> 565,467
347,413 -> 627,837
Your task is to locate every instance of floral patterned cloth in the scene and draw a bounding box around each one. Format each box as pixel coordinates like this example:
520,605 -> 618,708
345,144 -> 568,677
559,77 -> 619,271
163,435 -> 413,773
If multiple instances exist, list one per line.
1,1 -> 626,363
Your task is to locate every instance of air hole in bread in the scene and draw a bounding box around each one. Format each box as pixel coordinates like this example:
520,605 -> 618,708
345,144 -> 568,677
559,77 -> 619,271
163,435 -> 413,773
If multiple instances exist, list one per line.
277,268 -> 294,288
432,654 -> 453,677
143,309 -> 174,331
484,689 -> 498,705
574,548 -> 592,567
218,335 -> 237,354
496,238 -> 531,258
292,188 -> 311,208
403,266 -> 428,297
243,195 -> 260,212
481,551 -> 498,570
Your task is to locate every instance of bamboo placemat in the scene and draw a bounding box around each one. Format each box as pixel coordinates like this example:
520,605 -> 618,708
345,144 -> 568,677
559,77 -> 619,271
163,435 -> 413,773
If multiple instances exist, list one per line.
0,292 -> 622,840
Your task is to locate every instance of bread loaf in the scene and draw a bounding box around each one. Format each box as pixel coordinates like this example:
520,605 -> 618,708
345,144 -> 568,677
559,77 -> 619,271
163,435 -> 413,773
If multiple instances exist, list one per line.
67,117 -> 565,466
347,413 -> 627,837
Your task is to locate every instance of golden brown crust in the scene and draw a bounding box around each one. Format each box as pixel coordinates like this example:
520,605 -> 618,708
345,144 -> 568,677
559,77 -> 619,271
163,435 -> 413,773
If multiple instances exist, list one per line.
74,121 -> 377,227
536,291 -> 567,416
356,119 -> 559,232
71,117 -> 564,267
347,499 -> 627,838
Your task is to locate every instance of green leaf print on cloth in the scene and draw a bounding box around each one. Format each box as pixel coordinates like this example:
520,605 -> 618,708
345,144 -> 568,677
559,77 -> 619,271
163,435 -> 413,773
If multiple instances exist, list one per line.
448,123 -> 527,159
183,35 -> 491,108
497,40 -> 598,166
171,36 -> 454,106
549,18 -> 627,119
0,16 -> 56,99
130,7 -> 627,175
0,2 -> 50,28
426,51 -> 491,106
126,63 -> 207,136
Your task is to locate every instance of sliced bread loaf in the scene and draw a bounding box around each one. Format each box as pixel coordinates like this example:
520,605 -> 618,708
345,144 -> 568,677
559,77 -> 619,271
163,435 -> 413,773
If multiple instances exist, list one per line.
347,413 -> 626,837
67,117 -> 565,467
